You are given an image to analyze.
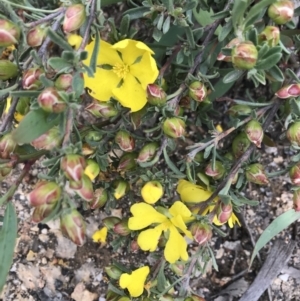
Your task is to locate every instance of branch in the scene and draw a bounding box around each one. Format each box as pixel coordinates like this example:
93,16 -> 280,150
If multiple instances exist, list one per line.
0,97 -> 19,133
25,8 -> 64,27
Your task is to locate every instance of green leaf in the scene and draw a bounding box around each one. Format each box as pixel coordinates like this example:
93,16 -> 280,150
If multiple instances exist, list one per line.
163,15 -> 171,34
218,19 -> 233,42
120,14 -> 130,36
123,6 -> 150,20
185,26 -> 196,48
153,27 -> 163,42
286,68 -> 300,83
193,7 -> 221,35
244,0 -> 275,26
72,71 -> 85,98
211,10 -> 230,20
267,65 -> 284,82
0,202 -> 17,293
47,28 -> 73,52
0,83 -> 18,97
256,53 -> 282,70
163,148 -> 185,177
12,109 -> 60,144
223,69 -> 244,83
90,29 -> 100,73
10,91 -> 40,97
157,261 -> 167,292
48,57 -> 73,72
231,0 -> 248,30
250,209 -> 300,267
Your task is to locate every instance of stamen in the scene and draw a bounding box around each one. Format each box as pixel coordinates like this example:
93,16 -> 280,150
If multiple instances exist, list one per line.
113,62 -> 130,79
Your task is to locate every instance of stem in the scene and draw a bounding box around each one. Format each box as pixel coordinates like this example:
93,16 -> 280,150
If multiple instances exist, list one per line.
0,97 -> 19,133
1,0 -> 60,13
62,108 -> 74,147
25,8 -> 64,27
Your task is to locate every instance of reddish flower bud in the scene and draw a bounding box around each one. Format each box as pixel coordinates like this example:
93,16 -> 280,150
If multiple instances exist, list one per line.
163,117 -> 186,138
60,209 -> 86,246
28,181 -> 61,207
113,219 -> 131,236
61,154 -> 86,183
32,203 -> 57,223
216,202 -> 232,224
130,240 -> 140,253
258,26 -> 280,47
205,161 -> 226,180
290,163 -> 300,186
26,25 -> 46,47
0,19 -> 21,47
0,133 -> 16,159
37,87 -> 67,113
0,60 -> 18,80
85,101 -> 118,118
275,83 -> 300,99
137,142 -> 159,163
245,120 -> 264,148
268,0 -> 294,25
147,84 -> 167,106
287,121 -> 300,147
117,152 -> 138,171
228,104 -> 252,116
232,132 -> 251,158
90,187 -> 108,209
115,130 -> 135,152
63,4 -> 86,33
231,41 -> 258,70
217,38 -> 240,62
22,67 -> 44,90
188,81 -> 207,102
54,73 -> 73,91
31,126 -> 62,150
190,222 -> 212,245
0,162 -> 12,180
70,174 -> 94,202
103,216 -> 121,230
113,179 -> 129,200
245,163 -> 269,185
293,189 -> 300,211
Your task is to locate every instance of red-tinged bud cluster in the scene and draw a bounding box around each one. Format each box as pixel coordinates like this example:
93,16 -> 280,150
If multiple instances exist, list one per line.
22,67 -> 44,90
0,19 -> 21,47
188,81 -> 207,102
85,101 -> 118,118
0,133 -> 16,159
31,127 -> 62,150
115,130 -> 135,152
60,209 -> 86,246
190,222 -> 212,245
0,60 -> 18,80
54,73 -> 73,91
268,0 -> 294,25
231,41 -> 258,70
258,26 -> 280,47
37,87 -> 67,113
205,161 -> 225,180
216,202 -> 232,224
293,189 -> 300,211
290,163 -> 300,186
113,219 -> 131,236
232,132 -> 251,158
137,142 -> 159,163
32,203 -> 57,223
217,38 -> 240,62
61,154 -> 86,183
163,117 -> 186,138
70,174 -> 94,202
63,4 -> 86,33
90,187 -> 108,209
287,122 -> 300,147
28,181 -> 61,207
245,163 -> 269,185
26,25 -> 46,47
117,152 -> 138,171
245,120 -> 264,148
275,84 -> 300,99
147,84 -> 167,106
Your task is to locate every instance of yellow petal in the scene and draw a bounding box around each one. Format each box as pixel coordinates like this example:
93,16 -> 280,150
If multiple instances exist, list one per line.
228,212 -> 241,228
92,227 -> 108,243
67,34 -> 82,49
177,180 -> 212,203
164,225 -> 189,263
169,201 -> 192,219
137,225 -> 163,251
170,214 -> 192,239
128,203 -> 167,230
141,181 -> 164,204
119,266 -> 150,297
112,73 -> 148,112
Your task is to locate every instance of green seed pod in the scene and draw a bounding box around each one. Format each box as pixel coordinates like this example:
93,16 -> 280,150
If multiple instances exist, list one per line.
0,60 -> 18,80
245,163 -> 269,185
231,41 -> 258,70
268,0 -> 294,25
232,132 -> 251,158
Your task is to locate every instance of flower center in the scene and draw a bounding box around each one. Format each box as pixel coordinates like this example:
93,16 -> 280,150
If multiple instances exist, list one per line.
113,62 -> 130,79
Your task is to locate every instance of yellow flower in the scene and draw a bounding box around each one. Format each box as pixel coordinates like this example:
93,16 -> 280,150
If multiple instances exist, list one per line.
84,159 -> 100,181
5,97 -> 25,123
119,266 -> 150,297
67,33 -> 82,50
128,201 -> 193,263
141,181 -> 164,204
177,179 -> 212,203
92,227 -> 108,243
83,39 -> 159,112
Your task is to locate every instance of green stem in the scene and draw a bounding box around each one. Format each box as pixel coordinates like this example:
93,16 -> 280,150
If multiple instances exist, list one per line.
1,0 -> 61,13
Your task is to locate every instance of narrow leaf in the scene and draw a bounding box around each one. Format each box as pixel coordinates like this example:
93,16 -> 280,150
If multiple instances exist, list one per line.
256,53 -> 282,70
223,69 -> 244,83
47,28 -> 74,51
231,0 -> 248,30
163,148 -> 185,177
90,30 -> 100,73
0,84 -> 18,97
244,0 -> 275,26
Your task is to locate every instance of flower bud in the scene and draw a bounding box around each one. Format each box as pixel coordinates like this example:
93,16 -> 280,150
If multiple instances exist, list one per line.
113,180 -> 129,200
245,163 -> 269,185
231,41 -> 258,70
63,4 -> 86,33
289,163 -> 300,186
54,73 -> 73,91
31,126 -> 62,150
105,266 -> 123,280
141,181 -> 164,204
61,154 -> 86,183
258,26 -> 280,47
84,159 -> 100,181
205,161 -> 225,180
188,81 -> 207,102
90,187 -> 108,209
22,67 -> 44,90
147,84 -> 167,106
293,189 -> 300,211
115,130 -> 135,152
137,142 -> 159,163
268,0 -> 294,25
232,132 -> 251,158
245,120 -> 264,148
117,152 -> 138,171
287,122 -> 300,147
28,181 -> 61,207
216,202 -> 232,224
0,162 -> 12,180
228,104 -> 252,116
169,262 -> 185,276
0,60 -> 18,80
0,19 -> 21,47
275,83 -> 300,99
190,222 -> 212,245
60,209 -> 86,246
37,87 -> 67,113
85,101 -> 118,118
217,38 -> 240,62
194,152 -> 205,163
70,174 -> 94,202
103,216 -> 121,230
85,131 -> 102,143
130,240 -> 140,253
32,203 -> 57,223
0,133 -> 16,159
26,25 -> 46,47
163,117 -> 186,138
113,219 -> 131,236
